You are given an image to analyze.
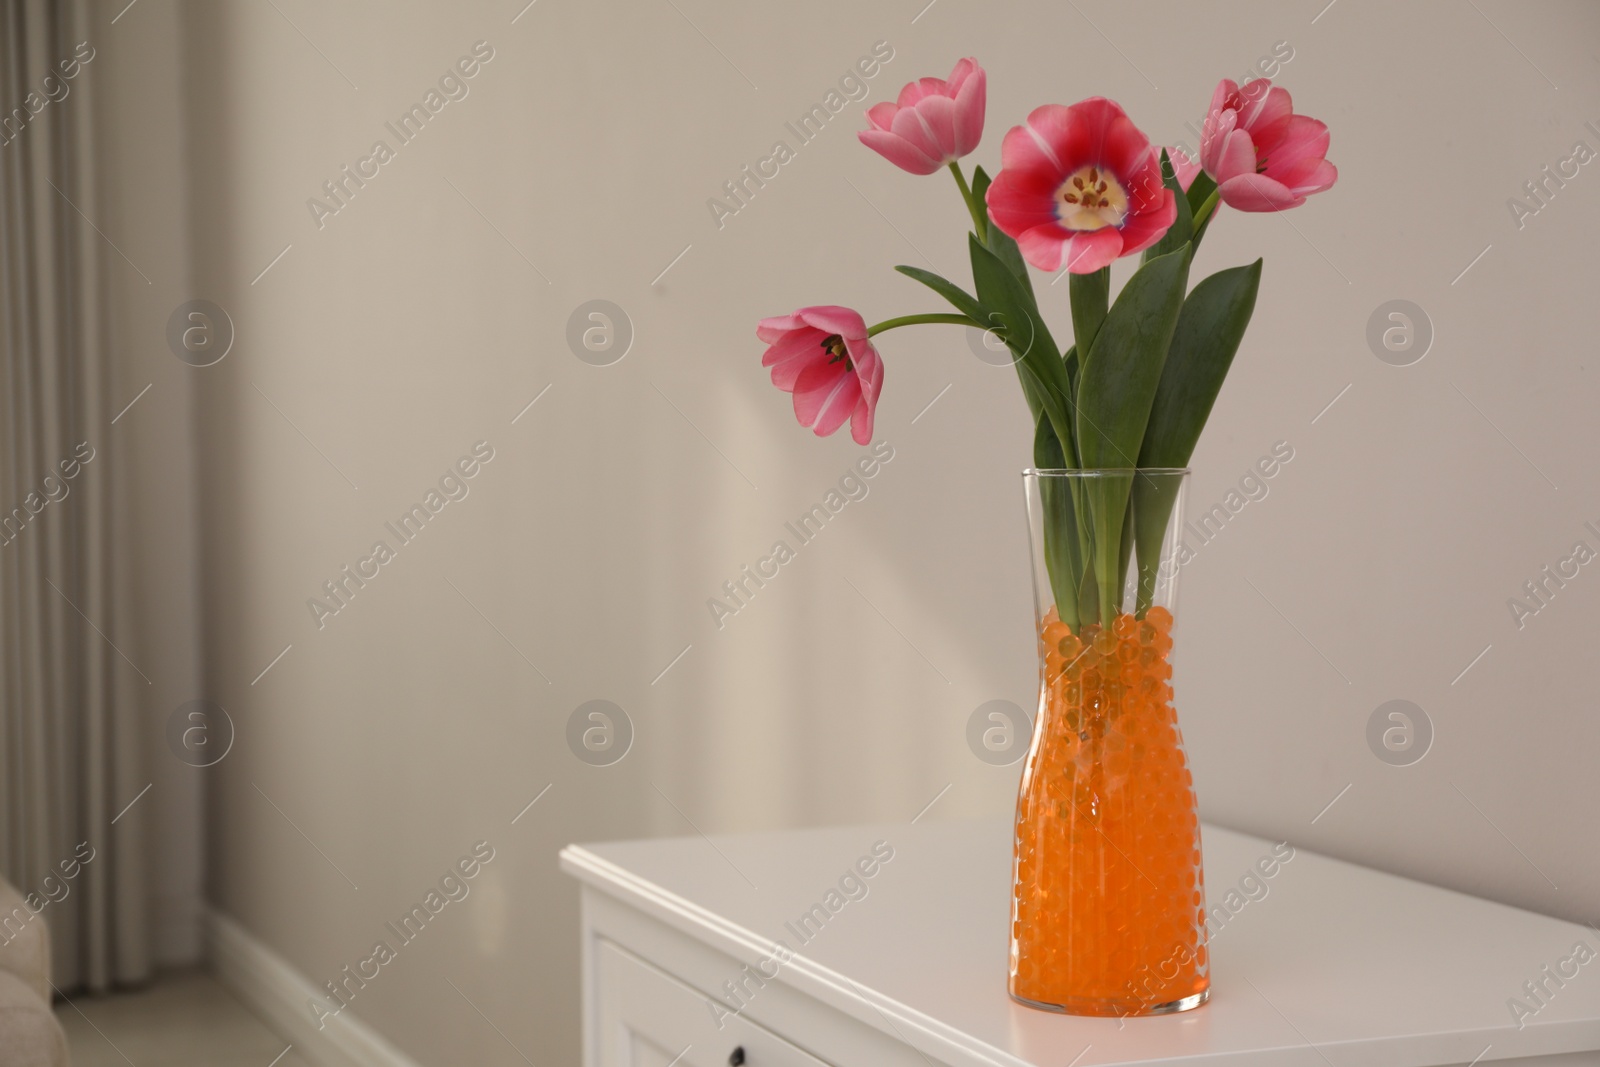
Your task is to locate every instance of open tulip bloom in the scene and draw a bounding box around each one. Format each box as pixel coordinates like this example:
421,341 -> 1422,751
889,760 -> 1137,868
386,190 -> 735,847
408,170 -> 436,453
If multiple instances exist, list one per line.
756,65 -> 1336,632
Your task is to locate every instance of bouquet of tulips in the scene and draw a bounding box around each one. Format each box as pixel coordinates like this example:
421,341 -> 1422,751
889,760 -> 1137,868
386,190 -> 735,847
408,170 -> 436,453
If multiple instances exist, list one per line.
756,60 -> 1335,633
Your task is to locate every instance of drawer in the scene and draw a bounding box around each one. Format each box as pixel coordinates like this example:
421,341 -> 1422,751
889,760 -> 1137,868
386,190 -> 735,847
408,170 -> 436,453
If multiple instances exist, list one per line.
597,938 -> 833,1067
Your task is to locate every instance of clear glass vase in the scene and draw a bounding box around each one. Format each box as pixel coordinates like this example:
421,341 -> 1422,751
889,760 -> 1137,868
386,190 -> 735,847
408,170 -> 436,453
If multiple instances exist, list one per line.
1010,469 -> 1208,1017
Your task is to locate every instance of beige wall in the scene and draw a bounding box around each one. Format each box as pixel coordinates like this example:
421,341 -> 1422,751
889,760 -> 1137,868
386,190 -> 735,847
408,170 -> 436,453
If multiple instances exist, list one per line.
97,0 -> 1600,1062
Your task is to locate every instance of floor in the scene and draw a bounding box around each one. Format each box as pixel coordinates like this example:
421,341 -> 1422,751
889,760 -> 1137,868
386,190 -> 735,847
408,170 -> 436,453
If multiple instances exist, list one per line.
55,969 -> 313,1067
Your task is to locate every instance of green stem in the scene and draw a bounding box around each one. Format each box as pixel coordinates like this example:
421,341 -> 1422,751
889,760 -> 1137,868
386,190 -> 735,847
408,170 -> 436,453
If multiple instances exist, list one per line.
949,162 -> 988,242
1068,267 -> 1109,361
1190,188 -> 1221,233
866,313 -> 980,337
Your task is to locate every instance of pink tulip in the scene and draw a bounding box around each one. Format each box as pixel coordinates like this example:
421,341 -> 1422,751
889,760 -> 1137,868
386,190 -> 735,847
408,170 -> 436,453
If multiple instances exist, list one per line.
985,97 -> 1176,274
1199,78 -> 1337,211
1167,145 -> 1201,193
858,58 -> 986,175
758,306 -> 884,445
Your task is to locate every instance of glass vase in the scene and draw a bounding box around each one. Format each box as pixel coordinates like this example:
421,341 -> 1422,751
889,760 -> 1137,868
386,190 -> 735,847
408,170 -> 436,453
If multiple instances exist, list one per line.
1010,469 -> 1207,1017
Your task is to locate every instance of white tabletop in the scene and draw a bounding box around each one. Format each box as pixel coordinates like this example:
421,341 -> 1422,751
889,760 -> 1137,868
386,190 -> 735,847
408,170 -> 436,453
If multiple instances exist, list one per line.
561,818 -> 1600,1066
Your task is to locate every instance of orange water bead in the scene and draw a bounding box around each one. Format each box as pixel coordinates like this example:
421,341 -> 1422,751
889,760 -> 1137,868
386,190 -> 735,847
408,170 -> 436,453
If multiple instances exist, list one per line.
1011,610 -> 1206,1015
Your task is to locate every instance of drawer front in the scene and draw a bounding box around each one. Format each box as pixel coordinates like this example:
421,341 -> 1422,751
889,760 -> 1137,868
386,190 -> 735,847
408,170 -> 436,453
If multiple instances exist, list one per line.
597,938 -> 833,1067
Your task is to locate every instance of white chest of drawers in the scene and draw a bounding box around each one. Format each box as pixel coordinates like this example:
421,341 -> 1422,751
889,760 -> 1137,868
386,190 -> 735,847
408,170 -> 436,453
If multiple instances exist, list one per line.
560,819 -> 1600,1067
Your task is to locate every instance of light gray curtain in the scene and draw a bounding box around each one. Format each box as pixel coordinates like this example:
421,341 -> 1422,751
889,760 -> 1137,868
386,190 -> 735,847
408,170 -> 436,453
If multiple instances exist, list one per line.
1,0 -> 151,992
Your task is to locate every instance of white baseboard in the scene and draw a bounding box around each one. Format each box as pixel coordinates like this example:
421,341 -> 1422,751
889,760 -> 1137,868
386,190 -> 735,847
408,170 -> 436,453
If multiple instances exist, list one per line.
205,909 -> 424,1067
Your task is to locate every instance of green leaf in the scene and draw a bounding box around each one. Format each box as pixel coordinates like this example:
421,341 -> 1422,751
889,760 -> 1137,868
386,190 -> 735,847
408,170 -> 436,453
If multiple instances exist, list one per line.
1186,169 -> 1217,218
893,265 -> 986,323
1069,268 -> 1109,359
1137,259 -> 1263,469
1074,243 -> 1192,625
1131,473 -> 1184,615
968,235 -> 1064,390
970,164 -> 992,204
1011,359 -> 1047,428
1033,404 -> 1068,470
1186,170 -> 1220,252
966,163 -> 992,214
972,165 -> 1033,293
969,234 -> 1072,450
1132,258 -> 1262,612
1017,359 -> 1076,468
1033,417 -> 1082,628
1075,245 -> 1192,470
1061,346 -> 1080,460
1145,150 -> 1195,263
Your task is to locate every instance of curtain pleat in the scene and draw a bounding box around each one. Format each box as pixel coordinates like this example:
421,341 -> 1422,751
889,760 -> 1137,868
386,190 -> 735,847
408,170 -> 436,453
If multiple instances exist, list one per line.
1,0 -> 151,993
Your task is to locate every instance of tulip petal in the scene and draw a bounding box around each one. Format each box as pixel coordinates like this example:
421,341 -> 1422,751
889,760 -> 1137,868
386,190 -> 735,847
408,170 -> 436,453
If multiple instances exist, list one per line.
946,57 -> 978,94
1061,227 -> 1124,274
1216,173 -> 1304,212
848,341 -> 884,444
759,324 -> 816,362
858,129 -> 943,174
1278,157 -> 1337,197
1261,115 -> 1330,173
1208,79 -> 1239,120
1199,105 -> 1233,176
897,75 -> 949,108
1068,97 -> 1129,162
891,105 -> 947,159
864,101 -> 899,132
793,360 -> 858,437
762,330 -> 825,391
1000,104 -> 1070,174
951,62 -> 986,157
1115,189 -> 1177,256
1123,148 -> 1169,213
1240,84 -> 1294,145
1100,111 -> 1154,178
842,334 -> 882,393
797,305 -> 869,341
756,314 -> 808,343
1210,125 -> 1258,185
1013,225 -> 1069,272
850,391 -> 876,444
985,169 -> 1059,235
916,94 -> 959,160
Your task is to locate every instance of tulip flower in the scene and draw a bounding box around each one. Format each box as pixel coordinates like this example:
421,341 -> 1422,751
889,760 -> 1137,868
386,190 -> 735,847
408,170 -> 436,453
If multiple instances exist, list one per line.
758,306 -> 884,445
985,97 -> 1176,273
858,58 -> 986,175
1199,78 -> 1337,212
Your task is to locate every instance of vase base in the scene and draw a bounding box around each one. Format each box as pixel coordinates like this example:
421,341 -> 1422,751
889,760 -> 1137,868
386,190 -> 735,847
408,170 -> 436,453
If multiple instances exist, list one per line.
1008,988 -> 1208,1018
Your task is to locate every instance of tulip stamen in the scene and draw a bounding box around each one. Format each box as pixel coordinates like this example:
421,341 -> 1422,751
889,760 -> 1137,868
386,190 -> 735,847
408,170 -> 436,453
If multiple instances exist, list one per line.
1055,164 -> 1129,232
822,334 -> 854,372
